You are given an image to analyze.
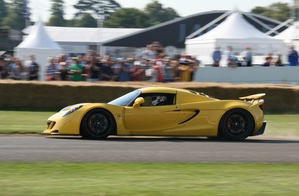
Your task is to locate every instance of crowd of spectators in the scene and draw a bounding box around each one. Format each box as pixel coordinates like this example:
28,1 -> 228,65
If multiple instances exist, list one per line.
0,41 -> 199,82
1,42 -> 298,82
211,45 -> 299,67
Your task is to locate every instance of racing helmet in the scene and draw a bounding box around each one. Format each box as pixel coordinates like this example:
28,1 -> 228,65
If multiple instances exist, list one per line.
152,95 -> 167,106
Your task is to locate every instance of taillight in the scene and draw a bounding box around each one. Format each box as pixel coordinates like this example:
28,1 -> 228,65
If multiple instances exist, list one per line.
259,104 -> 264,111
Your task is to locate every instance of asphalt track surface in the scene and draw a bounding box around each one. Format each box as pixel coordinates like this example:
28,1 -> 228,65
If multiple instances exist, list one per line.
0,135 -> 299,163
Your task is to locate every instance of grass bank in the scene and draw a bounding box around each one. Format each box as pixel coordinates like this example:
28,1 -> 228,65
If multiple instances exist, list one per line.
0,162 -> 298,196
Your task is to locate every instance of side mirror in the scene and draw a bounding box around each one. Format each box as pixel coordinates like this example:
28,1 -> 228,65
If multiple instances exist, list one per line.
133,97 -> 145,108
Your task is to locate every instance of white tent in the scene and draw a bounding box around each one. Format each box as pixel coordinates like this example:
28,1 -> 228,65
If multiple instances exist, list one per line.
15,21 -> 63,81
274,22 -> 299,49
21,26 -> 142,55
185,11 -> 286,65
22,26 -> 142,44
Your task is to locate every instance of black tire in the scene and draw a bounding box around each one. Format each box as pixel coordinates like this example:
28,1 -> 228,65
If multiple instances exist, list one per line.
80,109 -> 115,139
218,109 -> 254,141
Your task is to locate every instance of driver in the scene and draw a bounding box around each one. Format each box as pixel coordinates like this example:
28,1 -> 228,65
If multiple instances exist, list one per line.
152,95 -> 167,106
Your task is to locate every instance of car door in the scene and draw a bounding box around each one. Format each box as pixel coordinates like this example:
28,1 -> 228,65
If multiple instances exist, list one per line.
124,105 -> 180,135
123,93 -> 179,135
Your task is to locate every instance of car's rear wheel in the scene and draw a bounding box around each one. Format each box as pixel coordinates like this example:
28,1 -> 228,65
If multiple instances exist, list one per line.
219,109 -> 254,141
80,109 -> 115,139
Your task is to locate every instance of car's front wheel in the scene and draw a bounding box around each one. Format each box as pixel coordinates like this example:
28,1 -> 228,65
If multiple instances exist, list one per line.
219,109 -> 254,141
80,109 -> 115,139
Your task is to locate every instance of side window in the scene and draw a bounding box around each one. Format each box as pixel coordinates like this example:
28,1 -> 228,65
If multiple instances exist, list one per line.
143,96 -> 153,106
140,93 -> 176,107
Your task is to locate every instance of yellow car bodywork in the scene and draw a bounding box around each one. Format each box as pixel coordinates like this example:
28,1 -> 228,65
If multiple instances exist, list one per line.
43,86 -> 266,140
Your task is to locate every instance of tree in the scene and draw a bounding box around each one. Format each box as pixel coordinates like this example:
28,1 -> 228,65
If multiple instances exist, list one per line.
48,0 -> 66,26
0,0 -> 8,27
250,6 -> 268,15
251,2 -> 290,22
77,13 -> 97,27
144,0 -> 180,24
104,8 -> 152,28
73,0 -> 121,20
2,0 -> 28,31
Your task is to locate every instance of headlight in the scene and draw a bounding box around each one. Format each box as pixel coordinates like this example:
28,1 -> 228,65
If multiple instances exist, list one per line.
62,105 -> 83,117
60,105 -> 72,112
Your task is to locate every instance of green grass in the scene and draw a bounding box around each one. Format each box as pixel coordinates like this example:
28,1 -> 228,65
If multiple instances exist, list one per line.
265,114 -> 299,136
0,111 -> 53,134
0,162 -> 298,196
0,111 -> 299,136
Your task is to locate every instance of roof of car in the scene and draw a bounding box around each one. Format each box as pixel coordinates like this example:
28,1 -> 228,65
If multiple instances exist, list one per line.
140,86 -> 177,94
139,86 -> 218,103
140,86 -> 202,95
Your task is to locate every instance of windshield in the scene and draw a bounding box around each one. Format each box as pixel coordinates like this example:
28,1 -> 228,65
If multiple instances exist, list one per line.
108,90 -> 141,106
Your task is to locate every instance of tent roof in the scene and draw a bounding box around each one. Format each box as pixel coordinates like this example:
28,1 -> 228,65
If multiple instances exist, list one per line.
274,22 -> 299,43
186,11 -> 279,42
22,26 -> 142,44
16,21 -> 62,50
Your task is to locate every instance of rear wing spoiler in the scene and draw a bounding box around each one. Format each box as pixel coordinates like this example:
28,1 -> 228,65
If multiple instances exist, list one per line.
239,93 -> 265,103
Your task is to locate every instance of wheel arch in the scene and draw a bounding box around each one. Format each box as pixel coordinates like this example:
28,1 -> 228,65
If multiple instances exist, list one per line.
80,107 -> 117,137
218,108 -> 255,140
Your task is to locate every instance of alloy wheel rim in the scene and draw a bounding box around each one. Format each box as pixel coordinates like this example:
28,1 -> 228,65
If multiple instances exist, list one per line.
87,113 -> 108,135
225,113 -> 246,134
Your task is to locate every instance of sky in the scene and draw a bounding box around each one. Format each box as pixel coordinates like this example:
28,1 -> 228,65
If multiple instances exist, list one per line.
28,0 -> 293,22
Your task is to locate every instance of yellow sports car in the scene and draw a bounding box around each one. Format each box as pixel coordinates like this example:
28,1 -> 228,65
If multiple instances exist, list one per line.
43,86 -> 266,140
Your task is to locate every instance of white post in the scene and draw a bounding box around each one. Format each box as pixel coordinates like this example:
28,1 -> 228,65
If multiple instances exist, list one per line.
294,0 -> 299,20
97,18 -> 102,55
97,9 -> 105,56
